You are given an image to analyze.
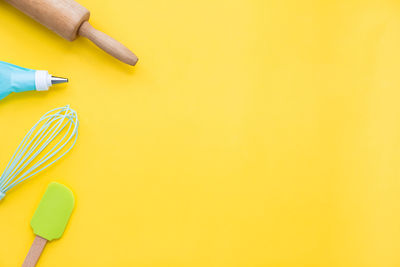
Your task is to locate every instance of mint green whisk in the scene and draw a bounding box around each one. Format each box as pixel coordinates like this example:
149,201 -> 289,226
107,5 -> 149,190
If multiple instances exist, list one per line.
0,106 -> 78,201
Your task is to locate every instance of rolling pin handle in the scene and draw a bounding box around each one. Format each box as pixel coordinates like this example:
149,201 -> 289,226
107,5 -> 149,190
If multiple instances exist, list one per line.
78,21 -> 138,66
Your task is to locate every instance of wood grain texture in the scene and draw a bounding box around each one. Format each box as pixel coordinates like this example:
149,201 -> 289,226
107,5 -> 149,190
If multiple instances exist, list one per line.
4,0 -> 90,41
78,21 -> 138,66
4,0 -> 138,65
22,235 -> 48,267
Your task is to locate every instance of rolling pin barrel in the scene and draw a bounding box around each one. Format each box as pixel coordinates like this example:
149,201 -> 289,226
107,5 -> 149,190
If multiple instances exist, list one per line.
4,0 -> 89,41
4,0 -> 138,66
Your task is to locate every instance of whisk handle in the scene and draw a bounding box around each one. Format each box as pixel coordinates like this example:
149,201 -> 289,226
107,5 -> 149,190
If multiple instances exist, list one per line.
22,235 -> 47,267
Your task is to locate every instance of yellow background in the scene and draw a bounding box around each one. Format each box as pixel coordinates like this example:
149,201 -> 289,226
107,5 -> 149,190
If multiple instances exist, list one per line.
1,0 -> 400,266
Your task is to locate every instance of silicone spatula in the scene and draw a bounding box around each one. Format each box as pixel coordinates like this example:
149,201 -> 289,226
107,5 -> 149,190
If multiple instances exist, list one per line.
22,182 -> 75,267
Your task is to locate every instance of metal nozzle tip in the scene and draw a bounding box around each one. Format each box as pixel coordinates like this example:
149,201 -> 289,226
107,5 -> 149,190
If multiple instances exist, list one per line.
51,76 -> 68,85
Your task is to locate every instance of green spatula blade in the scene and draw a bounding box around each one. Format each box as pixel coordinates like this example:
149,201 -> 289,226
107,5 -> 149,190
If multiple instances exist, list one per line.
30,182 -> 75,241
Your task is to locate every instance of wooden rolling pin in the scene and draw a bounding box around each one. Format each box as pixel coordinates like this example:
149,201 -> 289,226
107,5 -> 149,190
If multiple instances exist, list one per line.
5,0 -> 138,66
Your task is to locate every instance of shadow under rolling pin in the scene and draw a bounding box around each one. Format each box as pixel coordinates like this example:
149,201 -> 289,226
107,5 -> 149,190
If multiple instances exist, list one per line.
4,0 -> 138,66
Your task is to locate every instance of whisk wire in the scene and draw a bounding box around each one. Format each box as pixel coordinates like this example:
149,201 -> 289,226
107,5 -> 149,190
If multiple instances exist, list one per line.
5,117 -> 64,182
35,113 -> 77,165
1,111 -> 66,187
13,120 -> 78,188
10,133 -> 78,191
0,106 -> 78,196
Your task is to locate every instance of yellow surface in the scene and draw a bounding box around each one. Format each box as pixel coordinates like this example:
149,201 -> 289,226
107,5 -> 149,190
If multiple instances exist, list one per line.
1,0 -> 400,266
